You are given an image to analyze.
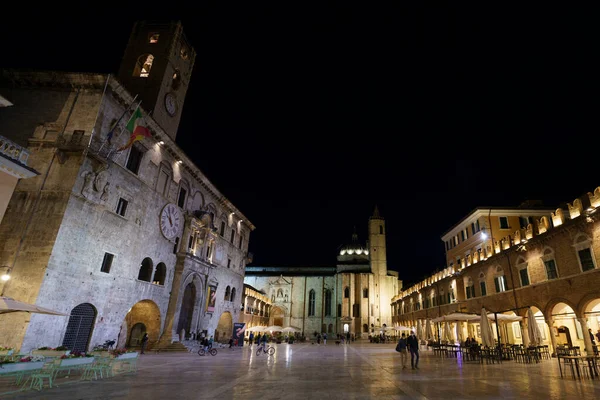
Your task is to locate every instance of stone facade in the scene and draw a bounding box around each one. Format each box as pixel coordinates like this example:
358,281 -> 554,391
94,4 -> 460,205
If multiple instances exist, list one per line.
393,189 -> 600,356
244,209 -> 402,339
0,21 -> 254,352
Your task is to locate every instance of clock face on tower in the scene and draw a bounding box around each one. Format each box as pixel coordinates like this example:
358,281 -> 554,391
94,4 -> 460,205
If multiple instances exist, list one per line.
164,92 -> 177,117
160,203 -> 181,240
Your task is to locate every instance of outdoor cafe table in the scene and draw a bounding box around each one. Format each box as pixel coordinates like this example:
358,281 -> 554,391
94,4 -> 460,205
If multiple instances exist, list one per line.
558,355 -> 600,380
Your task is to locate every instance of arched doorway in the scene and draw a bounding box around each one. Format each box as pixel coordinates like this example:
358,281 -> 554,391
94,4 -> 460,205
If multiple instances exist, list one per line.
128,323 -> 147,347
271,306 -> 284,327
62,303 -> 97,353
584,298 -> 600,343
558,326 -> 573,347
552,302 -> 580,348
177,282 -> 196,339
215,311 -> 233,342
125,300 -> 161,348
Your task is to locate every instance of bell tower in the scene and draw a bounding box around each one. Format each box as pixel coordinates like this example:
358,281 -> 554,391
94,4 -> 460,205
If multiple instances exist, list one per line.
368,205 -> 388,276
117,21 -> 196,141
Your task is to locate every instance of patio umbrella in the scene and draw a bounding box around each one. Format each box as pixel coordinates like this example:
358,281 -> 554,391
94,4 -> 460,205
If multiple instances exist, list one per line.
431,312 -> 480,323
394,325 -> 412,331
417,320 -> 424,340
480,307 -> 495,347
247,326 -> 267,332
456,321 -> 464,343
527,307 -> 543,346
0,297 -> 68,316
282,326 -> 300,333
425,319 -> 433,341
265,325 -> 284,332
443,322 -> 453,342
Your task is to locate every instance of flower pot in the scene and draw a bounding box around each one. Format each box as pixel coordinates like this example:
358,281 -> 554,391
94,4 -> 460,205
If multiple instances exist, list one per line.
59,357 -> 95,367
31,350 -> 70,357
0,361 -> 45,374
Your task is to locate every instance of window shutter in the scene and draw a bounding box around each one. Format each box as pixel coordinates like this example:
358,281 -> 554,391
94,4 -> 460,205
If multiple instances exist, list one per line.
494,277 -> 500,293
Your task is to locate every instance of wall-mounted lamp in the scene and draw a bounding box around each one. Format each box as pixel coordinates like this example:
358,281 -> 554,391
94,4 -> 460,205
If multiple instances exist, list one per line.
158,141 -> 164,145
0,266 -> 11,281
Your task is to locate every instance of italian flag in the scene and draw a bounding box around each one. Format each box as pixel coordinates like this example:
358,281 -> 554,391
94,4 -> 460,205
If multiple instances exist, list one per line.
117,106 -> 151,151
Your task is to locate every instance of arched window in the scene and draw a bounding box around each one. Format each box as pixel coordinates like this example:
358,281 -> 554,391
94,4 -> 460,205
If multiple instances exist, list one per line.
137,258 -> 153,282
153,262 -> 166,285
308,289 -> 316,316
344,286 -> 350,298
363,323 -> 369,333
363,288 -> 369,298
172,69 -> 181,90
133,54 -> 154,77
62,303 -> 97,353
224,286 -> 231,301
328,323 -> 333,333
230,287 -> 236,303
325,290 -> 332,316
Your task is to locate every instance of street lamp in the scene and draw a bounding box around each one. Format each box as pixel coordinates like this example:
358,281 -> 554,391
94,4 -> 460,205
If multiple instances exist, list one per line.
0,266 -> 10,281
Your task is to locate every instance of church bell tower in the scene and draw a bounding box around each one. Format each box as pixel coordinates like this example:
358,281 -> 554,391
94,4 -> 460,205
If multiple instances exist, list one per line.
117,21 -> 196,141
368,205 -> 388,276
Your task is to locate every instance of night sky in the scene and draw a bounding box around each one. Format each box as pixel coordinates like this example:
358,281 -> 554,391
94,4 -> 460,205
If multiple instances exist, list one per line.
2,5 -> 597,287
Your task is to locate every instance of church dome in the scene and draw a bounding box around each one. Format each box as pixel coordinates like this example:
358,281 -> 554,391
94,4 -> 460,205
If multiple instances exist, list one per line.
339,230 -> 369,256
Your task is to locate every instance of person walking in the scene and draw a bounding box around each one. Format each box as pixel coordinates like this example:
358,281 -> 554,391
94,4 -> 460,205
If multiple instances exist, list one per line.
140,333 -> 149,354
396,333 -> 408,369
208,335 -> 214,350
323,333 -> 327,345
407,330 -> 420,369
249,332 -> 255,347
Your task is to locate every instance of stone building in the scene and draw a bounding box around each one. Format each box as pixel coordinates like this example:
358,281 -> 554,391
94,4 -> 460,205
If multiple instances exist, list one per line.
0,21 -> 254,352
392,189 -> 600,356
244,207 -> 402,339
239,284 -> 272,332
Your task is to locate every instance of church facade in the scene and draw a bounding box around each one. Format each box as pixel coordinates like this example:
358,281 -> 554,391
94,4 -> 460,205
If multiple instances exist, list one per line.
0,21 -> 254,352
244,208 -> 403,338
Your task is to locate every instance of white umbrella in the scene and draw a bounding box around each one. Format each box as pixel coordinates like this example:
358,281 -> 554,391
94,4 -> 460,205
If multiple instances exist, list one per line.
0,297 -> 68,316
480,307 -> 495,347
282,326 -> 300,333
265,325 -> 284,332
247,326 -> 267,332
394,325 -> 412,331
527,307 -> 543,346
443,322 -> 453,342
425,319 -> 433,341
417,320 -> 424,340
432,312 -> 480,322
456,321 -> 463,343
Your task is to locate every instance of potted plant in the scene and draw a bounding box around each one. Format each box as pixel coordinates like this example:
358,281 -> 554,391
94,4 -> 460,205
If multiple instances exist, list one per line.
110,348 -> 138,360
0,346 -> 14,356
32,346 -> 70,357
0,355 -> 45,374
58,351 -> 95,367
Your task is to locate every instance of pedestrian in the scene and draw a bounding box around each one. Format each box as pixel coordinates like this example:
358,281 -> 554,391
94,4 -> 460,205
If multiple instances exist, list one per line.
589,328 -> 596,344
255,333 -> 261,345
249,332 -> 255,347
396,333 -> 408,369
140,332 -> 149,354
407,330 -> 419,369
229,336 -> 234,349
596,329 -> 600,343
317,333 -> 321,345
208,335 -> 214,349
323,333 -> 327,345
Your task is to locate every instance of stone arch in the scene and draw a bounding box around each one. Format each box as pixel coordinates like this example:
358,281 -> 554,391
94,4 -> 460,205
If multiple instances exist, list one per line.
177,281 -> 197,338
191,190 -> 205,211
137,257 -> 153,282
576,292 -> 600,317
230,287 -> 237,303
544,298 -> 578,320
153,262 -> 167,285
62,303 -> 97,353
125,300 -> 161,348
177,179 -> 190,209
215,311 -> 233,342
224,285 -> 231,301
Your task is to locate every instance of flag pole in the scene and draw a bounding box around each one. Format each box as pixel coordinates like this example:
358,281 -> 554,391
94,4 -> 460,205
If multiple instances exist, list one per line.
97,94 -> 139,153
83,74 -> 111,159
107,99 -> 144,158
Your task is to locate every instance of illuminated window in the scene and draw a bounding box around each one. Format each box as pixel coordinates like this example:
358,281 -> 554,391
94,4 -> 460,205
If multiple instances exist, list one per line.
172,69 -> 181,90
133,54 -> 154,78
149,33 -> 160,43
180,46 -> 189,60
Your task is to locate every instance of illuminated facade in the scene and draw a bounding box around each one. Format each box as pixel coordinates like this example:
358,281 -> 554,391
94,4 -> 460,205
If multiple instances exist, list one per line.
244,208 -> 403,338
0,21 -> 254,352
393,190 -> 600,356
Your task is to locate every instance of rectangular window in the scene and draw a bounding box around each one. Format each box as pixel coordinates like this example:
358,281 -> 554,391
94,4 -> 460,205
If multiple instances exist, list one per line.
499,216 -> 509,229
461,230 -> 465,241
475,220 -> 480,232
227,258 -> 231,268
125,146 -> 143,174
579,248 -> 595,271
519,268 -> 530,286
116,198 -> 128,217
519,217 -> 529,229
352,304 -> 360,317
178,187 -> 187,209
230,229 -> 235,243
471,223 -> 476,236
220,221 -> 225,236
480,281 -> 487,296
157,169 -> 169,196
494,275 -> 507,292
544,259 -> 558,279
239,235 -> 243,249
101,252 -> 114,273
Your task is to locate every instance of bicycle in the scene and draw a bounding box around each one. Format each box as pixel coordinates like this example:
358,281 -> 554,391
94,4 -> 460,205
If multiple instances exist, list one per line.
198,347 -> 218,356
256,344 -> 275,356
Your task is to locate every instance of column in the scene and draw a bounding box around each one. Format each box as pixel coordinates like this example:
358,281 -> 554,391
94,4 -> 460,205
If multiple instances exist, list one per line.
578,317 -> 595,356
520,321 -> 530,347
158,260 -> 185,346
546,318 -> 558,356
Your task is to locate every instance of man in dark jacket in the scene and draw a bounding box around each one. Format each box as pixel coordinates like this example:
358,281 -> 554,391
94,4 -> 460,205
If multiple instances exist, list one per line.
406,331 -> 419,369
396,333 -> 408,369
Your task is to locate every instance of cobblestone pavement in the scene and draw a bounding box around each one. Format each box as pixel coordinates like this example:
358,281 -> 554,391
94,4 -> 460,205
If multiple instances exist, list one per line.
3,342 -> 600,399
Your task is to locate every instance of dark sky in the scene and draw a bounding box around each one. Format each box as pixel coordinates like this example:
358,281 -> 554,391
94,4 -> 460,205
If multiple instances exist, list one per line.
2,4 -> 597,287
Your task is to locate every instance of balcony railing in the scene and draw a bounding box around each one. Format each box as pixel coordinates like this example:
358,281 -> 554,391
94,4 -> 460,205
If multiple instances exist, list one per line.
0,135 -> 30,165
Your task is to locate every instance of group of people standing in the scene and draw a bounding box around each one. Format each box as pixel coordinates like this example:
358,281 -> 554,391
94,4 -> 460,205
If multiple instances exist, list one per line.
396,331 -> 420,369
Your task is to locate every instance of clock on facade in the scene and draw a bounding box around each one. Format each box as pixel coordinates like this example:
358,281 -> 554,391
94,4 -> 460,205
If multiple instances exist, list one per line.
160,203 -> 181,240
164,92 -> 177,117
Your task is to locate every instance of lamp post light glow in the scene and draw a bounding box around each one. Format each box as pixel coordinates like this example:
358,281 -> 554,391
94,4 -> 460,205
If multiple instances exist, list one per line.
1,273 -> 9,281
